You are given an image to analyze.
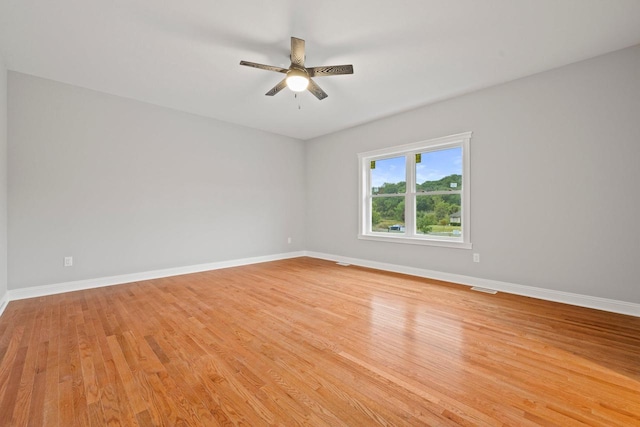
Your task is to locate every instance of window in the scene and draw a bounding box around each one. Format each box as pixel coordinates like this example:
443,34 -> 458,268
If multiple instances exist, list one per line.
358,132 -> 472,249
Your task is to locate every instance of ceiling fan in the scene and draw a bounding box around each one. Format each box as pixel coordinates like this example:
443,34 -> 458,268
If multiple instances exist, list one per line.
240,37 -> 354,100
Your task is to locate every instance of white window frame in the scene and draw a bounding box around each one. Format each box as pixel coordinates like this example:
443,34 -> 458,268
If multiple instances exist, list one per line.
358,131 -> 472,249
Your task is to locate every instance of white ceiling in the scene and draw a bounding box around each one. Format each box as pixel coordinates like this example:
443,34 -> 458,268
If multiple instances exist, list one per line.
2,1 -> 640,140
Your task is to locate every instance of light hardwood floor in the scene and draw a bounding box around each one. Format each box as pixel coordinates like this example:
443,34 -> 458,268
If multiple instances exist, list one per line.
0,257 -> 638,426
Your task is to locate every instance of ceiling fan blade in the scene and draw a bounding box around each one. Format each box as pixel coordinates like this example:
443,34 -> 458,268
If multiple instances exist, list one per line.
265,78 -> 287,96
307,65 -> 354,77
307,79 -> 328,100
290,37 -> 305,67
240,61 -> 288,73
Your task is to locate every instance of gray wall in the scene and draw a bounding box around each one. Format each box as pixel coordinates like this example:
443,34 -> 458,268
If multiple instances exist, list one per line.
0,59 -> 7,301
306,45 -> 640,303
8,72 -> 306,289
6,46 -> 640,305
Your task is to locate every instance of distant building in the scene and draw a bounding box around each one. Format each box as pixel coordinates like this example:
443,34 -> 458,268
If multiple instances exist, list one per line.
449,211 -> 461,225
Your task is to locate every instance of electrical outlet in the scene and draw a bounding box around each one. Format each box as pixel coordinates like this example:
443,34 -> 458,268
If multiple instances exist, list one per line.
64,256 -> 73,267
287,237 -> 292,244
473,253 -> 480,263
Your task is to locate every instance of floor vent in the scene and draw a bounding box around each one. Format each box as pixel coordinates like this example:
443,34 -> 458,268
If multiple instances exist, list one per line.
336,262 -> 351,267
470,286 -> 498,294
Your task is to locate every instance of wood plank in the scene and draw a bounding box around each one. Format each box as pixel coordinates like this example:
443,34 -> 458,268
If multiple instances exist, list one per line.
11,305 -> 44,426
0,257 -> 638,426
105,335 -> 148,417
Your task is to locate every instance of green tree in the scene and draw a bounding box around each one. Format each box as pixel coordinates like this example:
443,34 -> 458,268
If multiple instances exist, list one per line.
416,195 -> 434,212
417,174 -> 461,192
418,213 -> 437,234
372,197 -> 404,223
442,194 -> 461,205
394,199 -> 405,221
378,181 -> 406,194
434,201 -> 450,221
372,210 -> 381,225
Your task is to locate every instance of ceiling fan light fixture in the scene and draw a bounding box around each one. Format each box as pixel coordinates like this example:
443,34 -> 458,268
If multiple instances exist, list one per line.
285,68 -> 309,92
240,37 -> 353,100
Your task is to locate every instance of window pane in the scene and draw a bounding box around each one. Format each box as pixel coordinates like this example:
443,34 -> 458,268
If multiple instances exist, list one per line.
371,156 -> 406,194
416,194 -> 461,237
359,132 -> 470,246
372,196 -> 405,233
416,147 -> 462,192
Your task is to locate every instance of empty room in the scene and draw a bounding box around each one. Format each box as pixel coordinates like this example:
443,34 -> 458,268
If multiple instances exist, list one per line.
1,1 -> 639,426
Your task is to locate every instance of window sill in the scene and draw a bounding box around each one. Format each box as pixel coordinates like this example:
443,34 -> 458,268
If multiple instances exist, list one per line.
358,233 -> 472,249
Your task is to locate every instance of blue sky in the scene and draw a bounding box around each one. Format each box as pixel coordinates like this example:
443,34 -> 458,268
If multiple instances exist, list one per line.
371,147 -> 462,187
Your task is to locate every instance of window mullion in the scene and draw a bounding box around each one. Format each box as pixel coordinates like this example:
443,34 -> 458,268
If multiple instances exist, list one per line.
364,159 -> 372,234
405,154 -> 416,237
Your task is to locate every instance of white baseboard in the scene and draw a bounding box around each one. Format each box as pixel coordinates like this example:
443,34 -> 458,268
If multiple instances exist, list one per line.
7,251 -> 306,302
304,251 -> 640,317
3,250 -> 638,318
0,292 -> 8,317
